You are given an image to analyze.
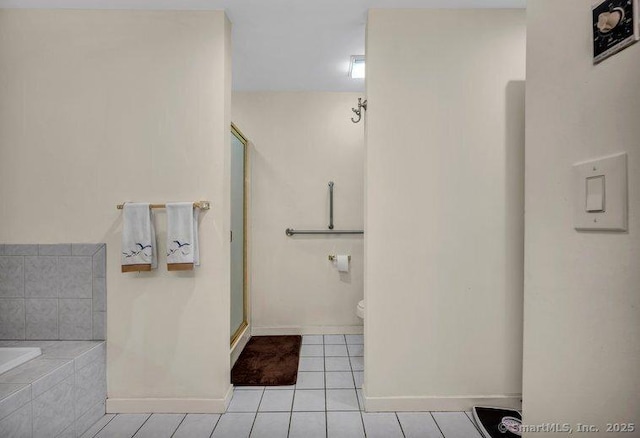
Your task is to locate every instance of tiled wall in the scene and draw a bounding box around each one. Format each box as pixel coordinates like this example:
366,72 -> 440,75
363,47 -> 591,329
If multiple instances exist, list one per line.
0,244 -> 106,340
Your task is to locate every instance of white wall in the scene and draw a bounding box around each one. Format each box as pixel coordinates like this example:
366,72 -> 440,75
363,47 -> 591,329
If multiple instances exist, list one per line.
365,9 -> 526,411
523,1 -> 640,435
0,9 -> 233,413
232,92 -> 365,334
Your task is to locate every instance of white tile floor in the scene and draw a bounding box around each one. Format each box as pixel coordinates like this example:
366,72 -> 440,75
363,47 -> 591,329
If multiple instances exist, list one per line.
82,335 -> 483,437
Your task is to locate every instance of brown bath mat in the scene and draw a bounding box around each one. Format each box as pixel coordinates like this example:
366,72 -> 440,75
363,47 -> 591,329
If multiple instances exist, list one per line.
231,335 -> 302,386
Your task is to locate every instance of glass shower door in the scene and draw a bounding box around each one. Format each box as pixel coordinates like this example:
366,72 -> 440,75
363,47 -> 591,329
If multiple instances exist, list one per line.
230,125 -> 248,345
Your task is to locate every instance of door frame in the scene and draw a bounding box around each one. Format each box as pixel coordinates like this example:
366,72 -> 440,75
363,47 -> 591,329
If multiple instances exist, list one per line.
230,123 -> 249,346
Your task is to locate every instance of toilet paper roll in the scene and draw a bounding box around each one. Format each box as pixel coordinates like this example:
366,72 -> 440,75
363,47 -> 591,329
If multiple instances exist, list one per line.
336,255 -> 349,273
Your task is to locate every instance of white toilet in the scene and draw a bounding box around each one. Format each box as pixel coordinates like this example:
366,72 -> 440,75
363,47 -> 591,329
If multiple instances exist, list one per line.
357,300 -> 364,320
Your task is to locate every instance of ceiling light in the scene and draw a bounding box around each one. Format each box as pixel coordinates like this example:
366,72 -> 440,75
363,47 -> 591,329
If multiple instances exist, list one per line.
349,55 -> 365,79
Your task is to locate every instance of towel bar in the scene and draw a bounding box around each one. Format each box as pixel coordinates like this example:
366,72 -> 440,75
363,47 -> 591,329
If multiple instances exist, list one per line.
117,201 -> 211,210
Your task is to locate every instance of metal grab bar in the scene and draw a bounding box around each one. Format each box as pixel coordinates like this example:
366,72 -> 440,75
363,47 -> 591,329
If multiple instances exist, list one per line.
286,181 -> 364,237
286,228 -> 364,236
328,181 -> 334,230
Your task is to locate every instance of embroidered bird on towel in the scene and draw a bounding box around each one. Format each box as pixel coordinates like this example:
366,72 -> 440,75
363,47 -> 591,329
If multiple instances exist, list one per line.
122,243 -> 153,258
167,240 -> 191,257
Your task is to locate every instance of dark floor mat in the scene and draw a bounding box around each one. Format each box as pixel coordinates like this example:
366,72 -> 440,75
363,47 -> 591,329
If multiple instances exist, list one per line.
231,335 -> 302,386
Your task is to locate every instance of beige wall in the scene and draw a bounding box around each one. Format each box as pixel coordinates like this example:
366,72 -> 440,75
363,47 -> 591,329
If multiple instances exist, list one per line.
232,92 -> 365,334
364,9 -> 526,411
0,9 -> 233,412
524,1 -> 640,435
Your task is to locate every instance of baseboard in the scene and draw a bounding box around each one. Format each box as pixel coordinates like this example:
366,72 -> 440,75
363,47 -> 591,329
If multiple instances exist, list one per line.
362,386 -> 522,412
106,385 -> 234,414
251,325 -> 364,336
230,326 -> 251,367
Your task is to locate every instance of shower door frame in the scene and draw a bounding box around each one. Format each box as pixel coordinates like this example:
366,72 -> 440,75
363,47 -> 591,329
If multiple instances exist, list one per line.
231,123 -> 249,346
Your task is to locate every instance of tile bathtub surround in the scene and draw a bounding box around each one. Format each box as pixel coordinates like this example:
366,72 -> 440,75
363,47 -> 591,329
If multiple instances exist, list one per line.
0,243 -> 106,340
26,299 -> 58,340
81,334 -> 483,437
0,256 -> 24,298
0,299 -> 25,340
0,341 -> 106,437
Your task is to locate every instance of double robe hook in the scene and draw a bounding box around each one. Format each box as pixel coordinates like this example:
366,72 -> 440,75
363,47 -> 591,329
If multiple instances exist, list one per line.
351,98 -> 368,123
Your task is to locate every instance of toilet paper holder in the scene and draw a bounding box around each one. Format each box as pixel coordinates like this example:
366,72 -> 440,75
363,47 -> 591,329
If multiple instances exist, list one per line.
328,255 -> 351,262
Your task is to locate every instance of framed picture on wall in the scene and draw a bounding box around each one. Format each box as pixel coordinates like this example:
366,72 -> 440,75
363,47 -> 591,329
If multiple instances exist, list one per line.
593,0 -> 639,63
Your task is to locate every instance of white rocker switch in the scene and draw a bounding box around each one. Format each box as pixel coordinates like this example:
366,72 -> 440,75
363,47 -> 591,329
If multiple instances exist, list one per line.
573,152 -> 627,231
586,175 -> 605,212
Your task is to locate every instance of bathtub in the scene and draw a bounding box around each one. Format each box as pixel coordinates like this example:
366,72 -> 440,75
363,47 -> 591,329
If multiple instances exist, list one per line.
0,347 -> 42,375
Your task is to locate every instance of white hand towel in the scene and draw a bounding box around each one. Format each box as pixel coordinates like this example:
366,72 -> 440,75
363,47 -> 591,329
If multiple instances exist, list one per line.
121,203 -> 157,272
166,202 -> 200,271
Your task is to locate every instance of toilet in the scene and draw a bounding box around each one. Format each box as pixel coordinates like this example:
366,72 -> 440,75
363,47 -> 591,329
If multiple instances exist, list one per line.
357,300 -> 364,320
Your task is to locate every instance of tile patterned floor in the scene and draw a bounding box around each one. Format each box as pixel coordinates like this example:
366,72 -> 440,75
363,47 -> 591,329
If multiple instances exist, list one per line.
83,335 -> 483,437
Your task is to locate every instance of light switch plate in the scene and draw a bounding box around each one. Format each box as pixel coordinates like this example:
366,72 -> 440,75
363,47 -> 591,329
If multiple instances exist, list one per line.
573,152 -> 627,231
